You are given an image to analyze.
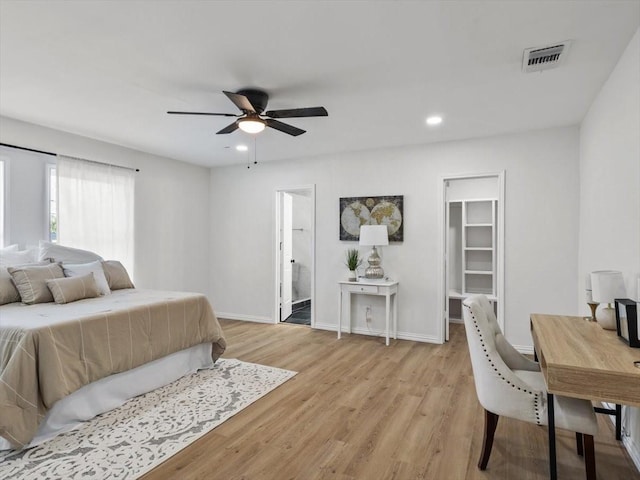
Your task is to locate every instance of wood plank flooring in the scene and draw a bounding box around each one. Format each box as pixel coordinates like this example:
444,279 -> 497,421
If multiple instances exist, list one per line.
142,320 -> 639,480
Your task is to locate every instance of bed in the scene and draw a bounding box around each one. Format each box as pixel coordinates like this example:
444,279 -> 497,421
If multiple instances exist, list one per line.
0,288 -> 226,450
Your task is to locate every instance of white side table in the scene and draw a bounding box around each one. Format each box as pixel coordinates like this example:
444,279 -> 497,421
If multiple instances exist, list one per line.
338,280 -> 399,346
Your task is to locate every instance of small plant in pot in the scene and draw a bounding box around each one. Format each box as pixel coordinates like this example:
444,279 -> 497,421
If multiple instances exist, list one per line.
345,248 -> 362,282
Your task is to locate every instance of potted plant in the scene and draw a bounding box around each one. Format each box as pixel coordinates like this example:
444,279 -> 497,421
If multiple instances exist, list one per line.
344,248 -> 362,281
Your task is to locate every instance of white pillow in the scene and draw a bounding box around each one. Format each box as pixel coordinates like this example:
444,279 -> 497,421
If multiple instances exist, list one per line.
0,248 -> 38,266
0,244 -> 19,253
63,260 -> 111,296
38,240 -> 103,264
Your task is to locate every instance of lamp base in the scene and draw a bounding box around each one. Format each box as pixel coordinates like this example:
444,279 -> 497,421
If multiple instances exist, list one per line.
364,246 -> 384,279
596,304 -> 617,330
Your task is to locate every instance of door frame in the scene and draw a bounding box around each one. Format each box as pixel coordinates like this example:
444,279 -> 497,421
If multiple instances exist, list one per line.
274,184 -> 316,326
437,171 -> 505,343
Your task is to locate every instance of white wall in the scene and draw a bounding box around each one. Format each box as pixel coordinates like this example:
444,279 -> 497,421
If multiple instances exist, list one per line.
210,126 -> 580,347
579,28 -> 640,469
0,116 -> 212,296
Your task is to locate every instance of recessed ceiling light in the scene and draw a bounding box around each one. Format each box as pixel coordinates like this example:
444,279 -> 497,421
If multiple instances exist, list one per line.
426,116 -> 443,126
236,145 -> 248,152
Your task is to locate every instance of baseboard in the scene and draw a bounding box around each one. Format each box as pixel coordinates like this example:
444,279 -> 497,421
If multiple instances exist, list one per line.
601,402 -> 640,472
623,432 -> 640,472
216,312 -> 273,324
314,323 -> 440,344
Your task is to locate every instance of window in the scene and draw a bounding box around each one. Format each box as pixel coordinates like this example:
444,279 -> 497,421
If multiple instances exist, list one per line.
47,164 -> 57,242
57,156 -> 134,276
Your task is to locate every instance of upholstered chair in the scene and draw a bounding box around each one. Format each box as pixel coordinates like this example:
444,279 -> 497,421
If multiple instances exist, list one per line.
462,295 -> 599,479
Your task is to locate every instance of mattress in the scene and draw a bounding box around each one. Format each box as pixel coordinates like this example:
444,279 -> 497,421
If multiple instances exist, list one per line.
0,289 -> 226,449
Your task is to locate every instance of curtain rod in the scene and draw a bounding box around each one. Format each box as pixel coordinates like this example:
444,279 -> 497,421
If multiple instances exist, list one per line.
0,142 -> 140,172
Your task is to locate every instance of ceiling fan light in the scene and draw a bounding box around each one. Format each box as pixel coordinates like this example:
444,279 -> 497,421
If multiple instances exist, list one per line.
238,117 -> 266,134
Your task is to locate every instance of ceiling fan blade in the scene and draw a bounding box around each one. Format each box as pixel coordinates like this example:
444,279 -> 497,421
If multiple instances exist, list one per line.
266,119 -> 306,136
167,111 -> 237,117
216,121 -> 239,134
264,106 -> 328,118
223,91 -> 256,113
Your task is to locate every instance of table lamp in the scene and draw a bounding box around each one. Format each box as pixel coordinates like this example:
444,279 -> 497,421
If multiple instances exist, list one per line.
585,274 -> 598,321
591,270 -> 626,330
359,225 -> 389,279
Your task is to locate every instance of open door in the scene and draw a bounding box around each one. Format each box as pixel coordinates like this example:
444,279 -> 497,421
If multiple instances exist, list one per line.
281,192 -> 293,321
440,172 -> 505,343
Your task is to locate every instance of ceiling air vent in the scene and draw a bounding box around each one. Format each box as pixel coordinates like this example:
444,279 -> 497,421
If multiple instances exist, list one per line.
522,41 -> 571,73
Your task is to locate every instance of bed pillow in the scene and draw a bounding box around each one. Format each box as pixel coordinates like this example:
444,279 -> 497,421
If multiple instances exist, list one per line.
63,260 -> 111,296
0,267 -> 21,305
38,240 -> 103,264
8,263 -> 65,304
0,260 -> 52,305
46,272 -> 100,304
0,248 -> 38,266
102,260 -> 135,290
0,244 -> 19,254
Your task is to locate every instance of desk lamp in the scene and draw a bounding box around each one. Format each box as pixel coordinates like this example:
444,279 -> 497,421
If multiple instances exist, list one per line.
359,225 -> 389,279
591,270 -> 626,330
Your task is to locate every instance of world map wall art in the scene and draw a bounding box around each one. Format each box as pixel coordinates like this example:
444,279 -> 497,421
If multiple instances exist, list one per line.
339,195 -> 404,242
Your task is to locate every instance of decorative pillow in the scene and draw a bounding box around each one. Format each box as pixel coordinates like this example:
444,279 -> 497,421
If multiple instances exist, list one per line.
8,263 -> 65,304
0,260 -> 52,305
0,248 -> 38,266
102,261 -> 135,290
38,240 -> 103,264
63,260 -> 111,296
46,273 -> 100,304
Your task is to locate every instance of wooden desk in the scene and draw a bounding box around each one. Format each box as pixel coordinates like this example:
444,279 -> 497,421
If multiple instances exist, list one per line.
531,314 -> 640,407
531,314 -> 640,480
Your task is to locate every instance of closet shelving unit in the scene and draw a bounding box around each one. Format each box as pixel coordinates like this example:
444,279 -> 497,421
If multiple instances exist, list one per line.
448,199 -> 497,317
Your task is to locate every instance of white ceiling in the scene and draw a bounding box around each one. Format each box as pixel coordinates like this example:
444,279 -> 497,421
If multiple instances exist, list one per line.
1,1 -> 638,167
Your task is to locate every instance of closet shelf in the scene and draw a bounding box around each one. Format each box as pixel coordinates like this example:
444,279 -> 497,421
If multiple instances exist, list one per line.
465,270 -> 493,275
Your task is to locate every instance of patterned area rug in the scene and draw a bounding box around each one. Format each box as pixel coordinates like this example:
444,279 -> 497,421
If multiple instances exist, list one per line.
0,358 -> 296,479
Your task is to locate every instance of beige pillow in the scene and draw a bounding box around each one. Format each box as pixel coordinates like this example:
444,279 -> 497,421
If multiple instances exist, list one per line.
8,263 -> 64,304
0,260 -> 52,305
102,261 -> 134,290
46,273 -> 100,304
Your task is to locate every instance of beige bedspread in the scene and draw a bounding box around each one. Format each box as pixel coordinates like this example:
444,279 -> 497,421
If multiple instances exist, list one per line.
0,289 -> 226,449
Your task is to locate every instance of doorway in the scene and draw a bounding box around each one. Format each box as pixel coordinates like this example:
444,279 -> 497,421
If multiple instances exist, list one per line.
275,185 -> 315,326
439,172 -> 505,342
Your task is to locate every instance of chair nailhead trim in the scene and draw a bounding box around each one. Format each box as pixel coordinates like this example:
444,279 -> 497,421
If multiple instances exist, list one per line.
463,303 -> 542,425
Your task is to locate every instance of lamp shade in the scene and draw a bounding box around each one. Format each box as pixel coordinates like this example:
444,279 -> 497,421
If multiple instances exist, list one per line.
590,270 -> 626,303
359,225 -> 389,246
238,117 -> 266,134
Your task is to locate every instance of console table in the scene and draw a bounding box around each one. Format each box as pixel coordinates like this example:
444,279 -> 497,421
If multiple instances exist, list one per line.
338,280 -> 398,346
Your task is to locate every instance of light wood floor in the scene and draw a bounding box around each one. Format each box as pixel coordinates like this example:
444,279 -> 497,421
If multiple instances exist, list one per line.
143,320 -> 639,480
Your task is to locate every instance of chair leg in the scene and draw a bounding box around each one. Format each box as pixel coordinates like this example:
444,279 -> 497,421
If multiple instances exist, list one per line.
583,434 -> 596,480
478,409 -> 499,470
615,404 -> 622,441
576,432 -> 584,456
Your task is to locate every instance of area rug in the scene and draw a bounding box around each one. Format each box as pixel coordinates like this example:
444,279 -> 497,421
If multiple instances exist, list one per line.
0,358 -> 296,479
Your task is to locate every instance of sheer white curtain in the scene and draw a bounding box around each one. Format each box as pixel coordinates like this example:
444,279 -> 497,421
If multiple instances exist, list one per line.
57,156 -> 135,276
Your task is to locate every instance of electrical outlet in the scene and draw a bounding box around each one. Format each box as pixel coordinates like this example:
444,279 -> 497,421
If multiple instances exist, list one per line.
365,306 -> 372,323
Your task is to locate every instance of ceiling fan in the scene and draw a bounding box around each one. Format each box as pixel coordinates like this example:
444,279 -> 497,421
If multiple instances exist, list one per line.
167,89 -> 328,136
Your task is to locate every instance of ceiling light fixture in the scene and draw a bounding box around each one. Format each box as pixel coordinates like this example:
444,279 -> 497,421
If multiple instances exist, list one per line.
236,145 -> 248,152
426,116 -> 443,126
238,116 -> 266,134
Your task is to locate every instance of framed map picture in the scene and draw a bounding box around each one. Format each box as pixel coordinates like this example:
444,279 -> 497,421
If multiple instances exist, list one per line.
339,195 -> 404,241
